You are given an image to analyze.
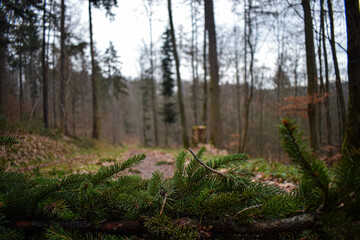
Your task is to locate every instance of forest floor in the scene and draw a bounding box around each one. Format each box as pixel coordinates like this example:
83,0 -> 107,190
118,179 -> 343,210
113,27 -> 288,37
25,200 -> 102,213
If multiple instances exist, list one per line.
1,131 -> 297,192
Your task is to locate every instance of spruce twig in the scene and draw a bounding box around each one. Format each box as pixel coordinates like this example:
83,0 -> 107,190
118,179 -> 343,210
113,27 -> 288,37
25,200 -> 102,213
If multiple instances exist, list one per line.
188,148 -> 228,178
159,192 -> 168,215
233,204 -> 262,219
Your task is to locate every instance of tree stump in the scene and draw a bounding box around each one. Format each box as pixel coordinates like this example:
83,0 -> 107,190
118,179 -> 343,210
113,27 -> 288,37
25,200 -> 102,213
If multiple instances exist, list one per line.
192,125 -> 207,146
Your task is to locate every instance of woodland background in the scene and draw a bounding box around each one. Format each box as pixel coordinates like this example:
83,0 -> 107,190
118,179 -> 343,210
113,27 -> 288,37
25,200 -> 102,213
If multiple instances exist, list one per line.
0,0 -> 350,161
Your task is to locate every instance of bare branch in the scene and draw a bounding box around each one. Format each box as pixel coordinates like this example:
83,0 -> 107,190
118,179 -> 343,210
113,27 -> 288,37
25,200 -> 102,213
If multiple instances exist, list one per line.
188,148 -> 227,178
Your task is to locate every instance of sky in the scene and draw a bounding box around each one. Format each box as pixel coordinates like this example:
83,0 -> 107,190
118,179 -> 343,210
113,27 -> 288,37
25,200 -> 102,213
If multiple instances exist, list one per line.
76,0 -> 237,79
71,0 -> 347,86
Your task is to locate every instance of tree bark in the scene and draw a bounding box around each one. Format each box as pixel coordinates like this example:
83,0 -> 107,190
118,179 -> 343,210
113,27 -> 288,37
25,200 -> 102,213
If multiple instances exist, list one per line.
234,27 -> 242,153
327,0 -> 346,144
167,0 -> 190,148
205,0 -> 224,149
147,3 -> 159,146
302,0 -> 319,152
14,213 -> 317,235
191,1 -> 199,126
202,25 -> 208,128
42,0 -> 48,128
89,0 -> 99,139
19,53 -> 23,121
343,0 -> 360,151
320,0 -> 333,158
240,0 -> 254,153
60,0 -> 66,133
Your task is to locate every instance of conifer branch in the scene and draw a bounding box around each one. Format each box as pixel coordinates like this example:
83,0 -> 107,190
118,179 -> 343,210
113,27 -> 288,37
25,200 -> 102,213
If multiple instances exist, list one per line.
188,148 -> 227,178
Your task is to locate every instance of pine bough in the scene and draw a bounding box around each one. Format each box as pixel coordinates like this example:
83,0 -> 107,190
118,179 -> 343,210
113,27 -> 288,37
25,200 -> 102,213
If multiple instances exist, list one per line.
0,120 -> 359,239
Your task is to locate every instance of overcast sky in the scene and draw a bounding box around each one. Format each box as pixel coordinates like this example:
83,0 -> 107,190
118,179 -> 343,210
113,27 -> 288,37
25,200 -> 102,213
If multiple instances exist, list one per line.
76,0 -> 236,79
71,0 -> 347,86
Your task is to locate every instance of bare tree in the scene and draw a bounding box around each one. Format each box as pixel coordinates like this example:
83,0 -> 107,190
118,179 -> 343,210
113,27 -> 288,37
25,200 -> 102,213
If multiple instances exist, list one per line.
167,0 -> 190,148
302,0 -> 319,152
320,0 -> 333,157
42,0 -> 48,128
205,0 -> 224,148
190,0 -> 200,126
143,0 -> 159,146
240,0 -> 255,153
327,0 -> 346,144
60,0 -> 68,134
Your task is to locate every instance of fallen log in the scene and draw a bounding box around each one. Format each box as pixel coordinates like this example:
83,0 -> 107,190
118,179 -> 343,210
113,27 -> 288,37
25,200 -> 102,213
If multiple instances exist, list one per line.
14,213 -> 318,235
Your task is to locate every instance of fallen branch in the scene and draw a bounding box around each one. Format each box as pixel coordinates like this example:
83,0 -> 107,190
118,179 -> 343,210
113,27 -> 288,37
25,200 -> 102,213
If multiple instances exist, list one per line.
14,213 -> 317,235
188,148 -> 227,178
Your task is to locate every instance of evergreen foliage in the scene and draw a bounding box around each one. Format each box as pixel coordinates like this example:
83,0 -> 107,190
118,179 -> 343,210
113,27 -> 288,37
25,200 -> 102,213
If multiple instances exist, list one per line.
0,125 -> 359,238
160,28 -> 177,146
278,118 -> 360,238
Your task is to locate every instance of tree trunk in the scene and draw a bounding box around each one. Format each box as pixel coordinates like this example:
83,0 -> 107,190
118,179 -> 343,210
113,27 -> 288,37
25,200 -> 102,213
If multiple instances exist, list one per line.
234,27 -> 242,152
320,0 -> 333,158
239,2 -> 248,153
202,25 -> 208,128
240,0 -> 254,153
205,0 -> 223,149
42,0 -> 48,128
167,0 -> 190,148
60,0 -> 66,133
343,0 -> 360,151
89,0 -> 99,139
327,0 -> 346,145
317,10 -> 325,152
191,1 -> 199,126
148,8 -> 159,146
302,0 -> 319,152
52,24 -> 57,128
19,53 -> 23,121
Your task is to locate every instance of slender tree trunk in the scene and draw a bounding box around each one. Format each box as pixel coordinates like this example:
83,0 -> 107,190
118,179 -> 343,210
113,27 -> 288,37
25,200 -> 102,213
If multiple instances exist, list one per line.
167,0 -> 190,148
302,0 -> 319,152
52,30 -> 57,128
148,11 -> 159,146
259,85 -> 264,156
320,0 -> 333,157
42,0 -> 48,128
234,27 -> 242,152
191,1 -> 199,126
327,0 -> 346,144
240,0 -> 254,153
202,26 -> 208,127
343,0 -> 360,151
19,53 -> 23,120
239,2 -> 248,153
89,0 -> 99,139
60,0 -> 66,133
165,123 -> 168,147
317,18 -> 325,152
72,95 -> 75,136
205,0 -> 223,149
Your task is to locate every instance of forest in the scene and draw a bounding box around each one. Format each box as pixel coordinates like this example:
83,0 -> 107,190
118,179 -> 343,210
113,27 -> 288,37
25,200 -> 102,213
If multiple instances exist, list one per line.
0,0 -> 359,239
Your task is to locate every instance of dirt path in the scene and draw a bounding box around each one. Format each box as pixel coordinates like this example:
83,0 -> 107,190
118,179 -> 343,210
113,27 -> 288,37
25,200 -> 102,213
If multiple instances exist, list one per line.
121,148 -> 177,179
